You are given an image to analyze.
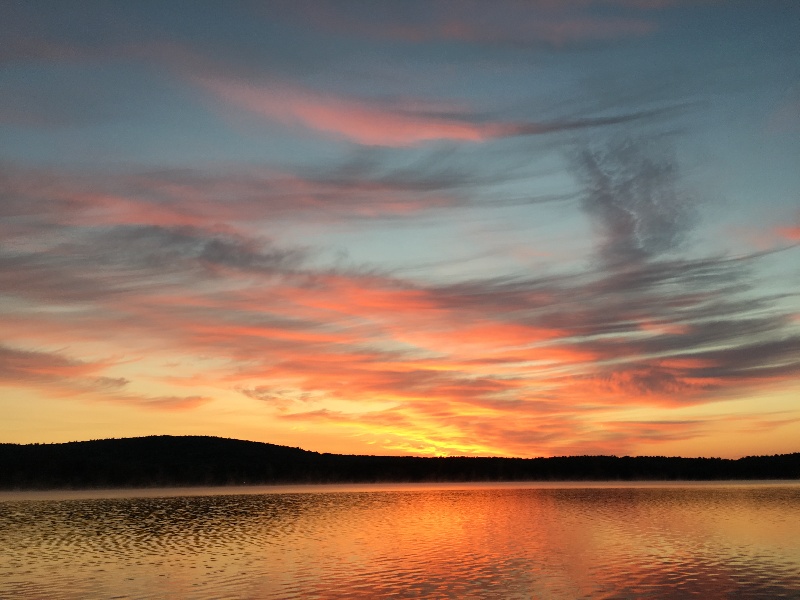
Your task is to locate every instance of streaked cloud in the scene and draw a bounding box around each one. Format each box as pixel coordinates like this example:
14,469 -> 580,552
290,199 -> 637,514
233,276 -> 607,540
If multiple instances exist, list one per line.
0,345 -> 208,411
196,76 -> 671,146
2,134 -> 797,455
269,0 -> 663,47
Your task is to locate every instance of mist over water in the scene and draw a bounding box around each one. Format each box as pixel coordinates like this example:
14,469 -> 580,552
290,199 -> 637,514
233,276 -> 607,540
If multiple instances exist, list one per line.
2,483 -> 800,599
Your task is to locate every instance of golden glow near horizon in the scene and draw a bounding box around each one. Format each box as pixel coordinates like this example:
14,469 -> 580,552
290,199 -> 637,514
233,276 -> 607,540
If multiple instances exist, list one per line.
1,1 -> 799,458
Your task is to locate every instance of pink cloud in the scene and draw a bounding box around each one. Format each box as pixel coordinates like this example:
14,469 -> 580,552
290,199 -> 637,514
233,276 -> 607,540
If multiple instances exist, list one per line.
196,75 -> 666,146
0,345 -> 107,381
776,225 -> 800,241
0,165 -> 460,238
197,78 -> 490,146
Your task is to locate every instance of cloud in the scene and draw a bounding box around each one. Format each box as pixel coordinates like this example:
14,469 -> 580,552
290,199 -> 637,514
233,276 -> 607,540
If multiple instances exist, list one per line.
197,76 -> 674,146
776,225 -> 800,242
574,138 -> 693,266
269,0 -> 662,47
0,225 -> 306,306
84,225 -> 307,276
238,385 -> 320,411
198,78 -> 486,145
2,139 -> 799,456
0,345 -> 106,383
0,4 -> 673,143
0,162 -> 481,235
136,395 -> 209,411
0,344 -> 208,411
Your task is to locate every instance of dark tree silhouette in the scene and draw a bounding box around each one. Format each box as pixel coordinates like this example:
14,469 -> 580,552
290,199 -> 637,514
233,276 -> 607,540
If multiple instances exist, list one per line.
1,436 -> 798,490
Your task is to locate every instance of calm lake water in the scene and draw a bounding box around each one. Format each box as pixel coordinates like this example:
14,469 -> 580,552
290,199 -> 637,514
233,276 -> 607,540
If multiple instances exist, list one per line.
1,482 -> 799,599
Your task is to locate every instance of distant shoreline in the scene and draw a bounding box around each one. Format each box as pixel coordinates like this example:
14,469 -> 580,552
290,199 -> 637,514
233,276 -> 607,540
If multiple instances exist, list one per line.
3,479 -> 800,500
2,435 -> 798,491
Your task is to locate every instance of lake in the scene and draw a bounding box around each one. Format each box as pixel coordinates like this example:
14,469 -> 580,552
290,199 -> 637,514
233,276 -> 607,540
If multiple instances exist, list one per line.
1,482 -> 799,599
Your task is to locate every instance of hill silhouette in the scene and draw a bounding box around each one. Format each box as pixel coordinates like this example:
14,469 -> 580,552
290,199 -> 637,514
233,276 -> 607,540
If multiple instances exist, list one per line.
1,436 -> 799,490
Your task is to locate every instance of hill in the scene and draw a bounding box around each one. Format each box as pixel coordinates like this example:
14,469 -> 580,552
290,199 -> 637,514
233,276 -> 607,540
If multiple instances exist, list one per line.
1,436 -> 799,490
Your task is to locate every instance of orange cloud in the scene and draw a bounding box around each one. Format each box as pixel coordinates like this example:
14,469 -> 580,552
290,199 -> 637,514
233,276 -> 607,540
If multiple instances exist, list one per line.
0,344 -> 210,411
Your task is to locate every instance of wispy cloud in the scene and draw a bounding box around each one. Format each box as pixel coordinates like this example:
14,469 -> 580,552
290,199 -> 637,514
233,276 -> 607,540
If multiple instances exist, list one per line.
0,345 -> 109,383
197,76 -> 673,146
269,0 -> 664,47
2,135 -> 798,454
574,138 -> 693,265
776,225 -> 800,242
0,345 -> 208,411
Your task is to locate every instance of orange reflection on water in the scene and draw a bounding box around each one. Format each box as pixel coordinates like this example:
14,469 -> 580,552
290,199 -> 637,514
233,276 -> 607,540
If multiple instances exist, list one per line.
1,482 -> 799,599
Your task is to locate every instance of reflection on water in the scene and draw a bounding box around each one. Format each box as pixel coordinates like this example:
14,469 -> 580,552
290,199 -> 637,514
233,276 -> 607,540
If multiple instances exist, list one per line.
2,483 -> 799,599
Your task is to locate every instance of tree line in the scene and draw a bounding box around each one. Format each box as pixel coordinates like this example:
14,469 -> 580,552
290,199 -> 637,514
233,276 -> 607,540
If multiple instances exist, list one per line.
1,435 -> 798,490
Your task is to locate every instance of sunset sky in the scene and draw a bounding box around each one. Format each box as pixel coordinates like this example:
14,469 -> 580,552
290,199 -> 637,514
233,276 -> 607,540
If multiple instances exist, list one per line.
1,0 -> 799,458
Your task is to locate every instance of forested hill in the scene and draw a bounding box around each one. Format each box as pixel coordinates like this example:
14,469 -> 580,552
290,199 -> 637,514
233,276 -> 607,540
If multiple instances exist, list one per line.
1,436 -> 799,490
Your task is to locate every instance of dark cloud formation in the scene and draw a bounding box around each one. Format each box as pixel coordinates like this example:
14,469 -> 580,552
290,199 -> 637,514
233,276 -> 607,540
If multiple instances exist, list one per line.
85,225 -> 307,275
575,138 -> 693,265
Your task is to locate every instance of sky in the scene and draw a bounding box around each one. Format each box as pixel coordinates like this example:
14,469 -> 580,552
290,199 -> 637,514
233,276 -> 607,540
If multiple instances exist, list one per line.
1,0 -> 799,458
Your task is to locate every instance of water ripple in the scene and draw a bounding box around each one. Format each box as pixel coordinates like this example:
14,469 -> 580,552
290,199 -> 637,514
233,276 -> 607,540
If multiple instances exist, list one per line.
1,483 -> 799,599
